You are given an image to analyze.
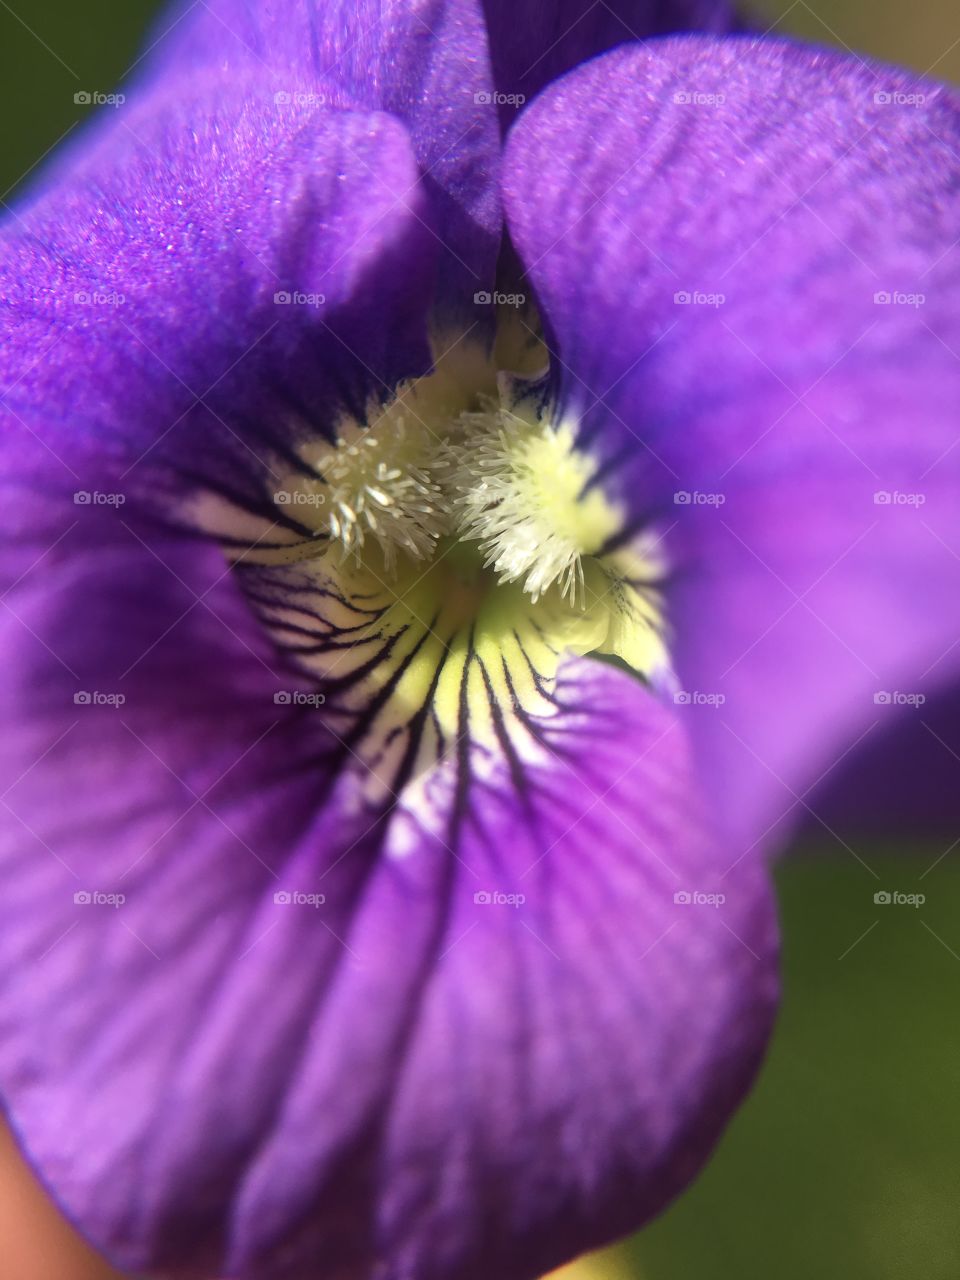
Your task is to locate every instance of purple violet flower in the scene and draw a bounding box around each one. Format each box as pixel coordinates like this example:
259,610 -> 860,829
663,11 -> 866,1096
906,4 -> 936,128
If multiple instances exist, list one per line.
0,2 -> 957,1278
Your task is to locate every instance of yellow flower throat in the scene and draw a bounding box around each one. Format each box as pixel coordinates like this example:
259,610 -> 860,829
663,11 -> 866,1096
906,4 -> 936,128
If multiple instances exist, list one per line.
229,320 -> 668,796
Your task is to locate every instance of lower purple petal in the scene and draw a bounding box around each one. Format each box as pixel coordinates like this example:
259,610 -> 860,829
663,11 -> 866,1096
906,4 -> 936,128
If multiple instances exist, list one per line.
0,526 -> 776,1278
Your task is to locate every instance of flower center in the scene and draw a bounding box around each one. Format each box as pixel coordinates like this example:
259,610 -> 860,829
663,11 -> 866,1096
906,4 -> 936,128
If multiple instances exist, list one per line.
226,324 -> 669,797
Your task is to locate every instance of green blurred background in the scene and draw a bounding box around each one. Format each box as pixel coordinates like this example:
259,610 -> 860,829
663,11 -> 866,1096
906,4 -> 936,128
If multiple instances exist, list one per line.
1,4 -> 959,1279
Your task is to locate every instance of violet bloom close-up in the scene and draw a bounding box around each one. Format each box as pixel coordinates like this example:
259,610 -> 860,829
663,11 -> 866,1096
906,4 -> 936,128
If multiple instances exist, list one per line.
0,0 -> 958,1278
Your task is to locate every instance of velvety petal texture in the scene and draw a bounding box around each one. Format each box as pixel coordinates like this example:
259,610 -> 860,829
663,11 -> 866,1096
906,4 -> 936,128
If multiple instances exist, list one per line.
0,516 -> 777,1280
140,0 -> 739,294
0,69 -> 435,513
141,0 -> 503,304
481,0 -> 736,119
504,36 -> 960,848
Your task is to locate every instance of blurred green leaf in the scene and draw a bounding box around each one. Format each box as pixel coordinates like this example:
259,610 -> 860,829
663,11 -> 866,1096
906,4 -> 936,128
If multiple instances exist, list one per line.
633,850 -> 960,1280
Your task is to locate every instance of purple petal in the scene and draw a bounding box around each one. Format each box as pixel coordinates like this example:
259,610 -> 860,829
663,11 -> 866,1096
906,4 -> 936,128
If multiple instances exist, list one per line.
801,681 -> 960,837
503,35 -> 960,847
1,70 -> 436,514
0,524 -> 776,1278
137,0 -> 503,304
482,0 -> 736,122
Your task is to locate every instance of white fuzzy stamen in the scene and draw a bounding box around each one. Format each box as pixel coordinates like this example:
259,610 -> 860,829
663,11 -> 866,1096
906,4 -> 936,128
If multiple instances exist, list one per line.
307,416 -> 451,572
272,369 -> 621,611
446,404 -> 617,606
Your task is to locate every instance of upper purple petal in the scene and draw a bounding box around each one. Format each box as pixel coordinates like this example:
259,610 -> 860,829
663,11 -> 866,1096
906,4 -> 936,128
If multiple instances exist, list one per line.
503,35 -> 960,847
481,0 -> 736,121
135,0 -> 739,297
137,0 -> 503,307
0,69 -> 435,513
